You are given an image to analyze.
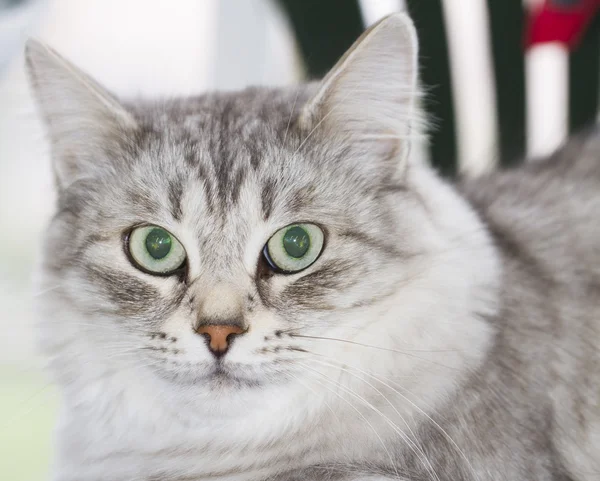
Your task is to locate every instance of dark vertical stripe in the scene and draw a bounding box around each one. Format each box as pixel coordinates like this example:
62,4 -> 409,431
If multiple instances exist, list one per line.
276,0 -> 365,79
406,0 -> 457,177
569,14 -> 600,134
168,179 -> 183,221
261,179 -> 275,220
487,0 -> 526,167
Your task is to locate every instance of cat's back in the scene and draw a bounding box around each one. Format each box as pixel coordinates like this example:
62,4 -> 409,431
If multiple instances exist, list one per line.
460,127 -> 600,480
461,126 -> 600,280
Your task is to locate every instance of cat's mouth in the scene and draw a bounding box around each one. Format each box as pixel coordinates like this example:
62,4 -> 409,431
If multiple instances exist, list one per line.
153,359 -> 267,389
205,364 -> 263,388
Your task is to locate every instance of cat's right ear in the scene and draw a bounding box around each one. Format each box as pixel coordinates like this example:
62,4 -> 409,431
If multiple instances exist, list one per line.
298,13 -> 420,178
25,39 -> 138,190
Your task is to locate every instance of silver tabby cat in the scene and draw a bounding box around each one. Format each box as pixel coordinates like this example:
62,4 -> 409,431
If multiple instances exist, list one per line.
27,13 -> 599,481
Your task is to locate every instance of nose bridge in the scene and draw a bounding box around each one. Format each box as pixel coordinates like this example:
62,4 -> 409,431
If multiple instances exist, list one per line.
199,282 -> 243,322
195,282 -> 247,357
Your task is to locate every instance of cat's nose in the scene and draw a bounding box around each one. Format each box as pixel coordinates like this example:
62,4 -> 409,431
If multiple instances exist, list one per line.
195,323 -> 247,358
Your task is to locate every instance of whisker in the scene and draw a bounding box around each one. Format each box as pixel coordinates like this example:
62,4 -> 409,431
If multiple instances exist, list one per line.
31,285 -> 65,298
283,88 -> 301,146
306,358 -> 440,481
311,354 -> 479,481
1,352 -> 170,433
295,361 -> 400,480
0,383 -> 58,433
284,371 -> 339,420
290,333 -> 460,371
291,333 -> 455,354
35,322 -> 149,338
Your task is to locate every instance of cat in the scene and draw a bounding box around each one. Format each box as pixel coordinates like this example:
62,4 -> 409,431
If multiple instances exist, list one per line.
26,13 -> 599,481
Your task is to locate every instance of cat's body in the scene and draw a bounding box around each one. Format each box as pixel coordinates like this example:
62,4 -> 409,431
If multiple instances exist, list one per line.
27,14 -> 599,481
454,134 -> 600,481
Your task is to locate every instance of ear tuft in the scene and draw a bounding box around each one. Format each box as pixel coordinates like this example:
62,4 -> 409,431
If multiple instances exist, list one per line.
299,13 -> 421,170
25,39 -> 138,189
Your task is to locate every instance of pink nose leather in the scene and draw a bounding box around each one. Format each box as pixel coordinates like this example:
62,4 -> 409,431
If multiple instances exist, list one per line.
196,324 -> 246,354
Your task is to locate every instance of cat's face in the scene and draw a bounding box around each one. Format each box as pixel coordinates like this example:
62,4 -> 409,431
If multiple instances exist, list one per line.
28,15 -> 496,416
36,87 -> 432,390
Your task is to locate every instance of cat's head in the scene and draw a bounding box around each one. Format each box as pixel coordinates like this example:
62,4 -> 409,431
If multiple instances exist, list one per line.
28,14 -> 496,416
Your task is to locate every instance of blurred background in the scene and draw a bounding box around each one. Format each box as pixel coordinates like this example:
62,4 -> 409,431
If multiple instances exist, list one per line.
0,0 -> 598,479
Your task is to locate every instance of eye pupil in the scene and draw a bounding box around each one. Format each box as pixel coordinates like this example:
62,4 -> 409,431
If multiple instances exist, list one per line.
145,228 -> 172,260
282,226 -> 310,258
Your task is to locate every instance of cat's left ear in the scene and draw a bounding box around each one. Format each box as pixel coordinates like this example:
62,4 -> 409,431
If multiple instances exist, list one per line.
25,39 -> 138,190
299,13 -> 420,175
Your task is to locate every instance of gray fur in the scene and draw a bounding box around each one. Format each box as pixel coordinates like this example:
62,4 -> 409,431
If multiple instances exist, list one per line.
27,14 -> 598,481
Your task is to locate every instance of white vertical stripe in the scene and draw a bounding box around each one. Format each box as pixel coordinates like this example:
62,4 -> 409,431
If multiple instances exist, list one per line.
525,43 -> 569,158
357,0 -> 406,27
523,0 -> 570,158
357,0 -> 430,167
441,0 -> 499,176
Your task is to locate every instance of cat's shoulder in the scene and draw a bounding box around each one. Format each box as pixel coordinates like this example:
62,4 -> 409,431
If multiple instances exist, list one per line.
457,125 -> 600,279
458,126 -> 600,226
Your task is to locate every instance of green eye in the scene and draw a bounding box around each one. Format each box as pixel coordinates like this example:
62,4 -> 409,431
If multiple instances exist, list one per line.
127,226 -> 186,275
264,223 -> 324,273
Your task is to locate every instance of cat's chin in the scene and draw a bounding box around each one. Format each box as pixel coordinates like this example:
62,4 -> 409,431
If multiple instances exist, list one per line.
149,359 -> 291,391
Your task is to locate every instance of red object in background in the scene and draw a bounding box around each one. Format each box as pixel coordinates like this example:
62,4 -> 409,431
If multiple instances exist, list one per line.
525,0 -> 600,50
